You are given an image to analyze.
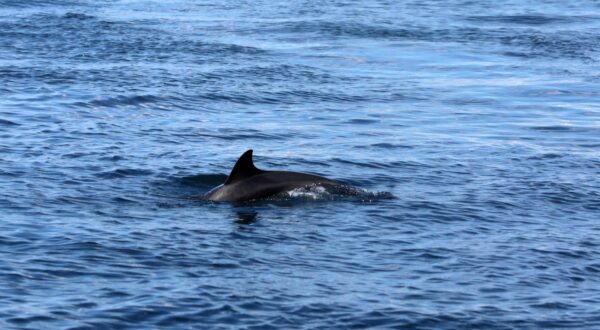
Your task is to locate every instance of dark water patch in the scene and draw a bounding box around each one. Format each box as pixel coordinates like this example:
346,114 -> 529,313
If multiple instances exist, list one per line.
445,97 -> 497,106
531,302 -> 588,310
112,196 -> 142,204
0,235 -> 29,247
266,20 -> 600,61
273,20 -> 434,40
524,89 -> 600,98
73,301 -> 98,309
265,20 -> 600,61
96,168 -> 153,179
195,129 -> 290,141
345,118 -> 379,124
192,92 -> 275,105
526,153 -> 563,160
0,14 -> 265,63
99,155 -> 127,162
192,90 -> 376,105
466,15 -> 572,26
54,195 -> 99,205
208,42 -> 265,55
530,125 -> 574,132
234,211 -> 259,225
0,118 -> 19,126
500,32 -> 599,60
179,174 -> 227,187
0,0 -> 78,7
269,90 -> 372,104
369,143 -> 413,149
7,315 -> 58,325
218,64 -> 341,84
503,51 -> 532,58
344,173 -> 400,186
531,248 -> 591,259
86,95 -> 162,108
100,289 -> 131,299
0,145 -> 11,154
61,152 -> 92,159
62,12 -> 96,20
0,65 -> 172,87
150,175 -> 226,202
333,157 -> 427,170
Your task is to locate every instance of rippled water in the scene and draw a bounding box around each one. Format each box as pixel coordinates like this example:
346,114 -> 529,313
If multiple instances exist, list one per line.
1,0 -> 600,329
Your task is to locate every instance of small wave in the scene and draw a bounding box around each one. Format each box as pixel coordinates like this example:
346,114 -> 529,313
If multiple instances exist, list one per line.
1,14 -> 265,65
112,197 -> 141,204
526,153 -> 563,160
192,90 -> 372,105
217,64 -> 341,84
202,130 -> 290,141
61,152 -> 91,159
96,168 -> 153,179
275,21 -> 432,40
62,12 -> 96,20
85,95 -> 162,108
7,315 -> 58,325
0,0 -> 77,8
269,90 -> 370,104
531,301 -> 577,309
345,118 -> 379,125
500,32 -> 598,61
333,158 -> 424,170
0,119 -> 19,126
160,40 -> 265,56
369,143 -> 413,149
466,15 -> 571,26
530,125 -> 573,132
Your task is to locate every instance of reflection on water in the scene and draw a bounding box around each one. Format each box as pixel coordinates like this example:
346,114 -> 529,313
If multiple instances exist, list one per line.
234,210 -> 259,225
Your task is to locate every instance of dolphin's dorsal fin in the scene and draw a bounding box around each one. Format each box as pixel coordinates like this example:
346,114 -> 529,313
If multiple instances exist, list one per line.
225,149 -> 263,185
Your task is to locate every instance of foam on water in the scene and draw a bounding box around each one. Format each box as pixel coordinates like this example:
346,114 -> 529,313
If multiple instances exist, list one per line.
281,183 -> 390,202
286,184 -> 329,200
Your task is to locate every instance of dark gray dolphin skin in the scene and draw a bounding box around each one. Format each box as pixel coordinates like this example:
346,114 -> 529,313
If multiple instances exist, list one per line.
204,149 -> 344,202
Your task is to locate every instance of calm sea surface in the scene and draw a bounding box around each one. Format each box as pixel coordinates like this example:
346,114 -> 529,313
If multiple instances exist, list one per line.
1,0 -> 600,329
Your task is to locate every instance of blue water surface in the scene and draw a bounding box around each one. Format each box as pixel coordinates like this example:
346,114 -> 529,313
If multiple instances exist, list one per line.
1,0 -> 600,329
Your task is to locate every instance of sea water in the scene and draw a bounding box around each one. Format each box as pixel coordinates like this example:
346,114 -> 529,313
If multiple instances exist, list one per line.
1,0 -> 599,328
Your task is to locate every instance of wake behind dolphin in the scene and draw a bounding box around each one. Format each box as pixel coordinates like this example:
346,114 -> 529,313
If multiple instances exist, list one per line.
203,150 -> 352,202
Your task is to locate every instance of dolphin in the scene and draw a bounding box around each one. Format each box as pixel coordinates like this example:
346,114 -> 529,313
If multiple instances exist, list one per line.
203,149 -> 346,202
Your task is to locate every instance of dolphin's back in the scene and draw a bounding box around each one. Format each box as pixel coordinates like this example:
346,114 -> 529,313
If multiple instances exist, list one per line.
203,150 -> 343,202
206,171 -> 340,202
